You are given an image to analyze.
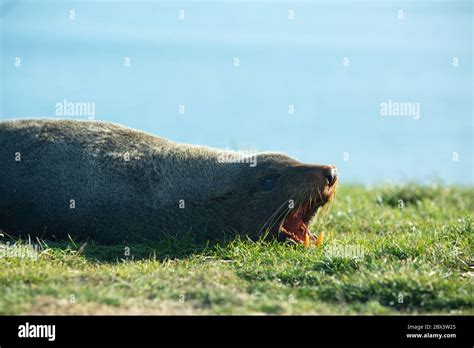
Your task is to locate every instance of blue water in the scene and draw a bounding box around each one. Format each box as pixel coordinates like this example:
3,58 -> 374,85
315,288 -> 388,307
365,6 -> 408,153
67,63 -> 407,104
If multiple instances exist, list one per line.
1,0 -> 472,184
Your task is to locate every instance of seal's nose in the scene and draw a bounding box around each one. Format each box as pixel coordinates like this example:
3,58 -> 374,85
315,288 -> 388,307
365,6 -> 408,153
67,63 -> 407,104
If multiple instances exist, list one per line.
323,167 -> 338,186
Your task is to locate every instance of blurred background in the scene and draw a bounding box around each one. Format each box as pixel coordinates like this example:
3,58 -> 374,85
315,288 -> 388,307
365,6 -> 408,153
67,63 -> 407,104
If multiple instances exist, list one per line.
1,0 -> 472,184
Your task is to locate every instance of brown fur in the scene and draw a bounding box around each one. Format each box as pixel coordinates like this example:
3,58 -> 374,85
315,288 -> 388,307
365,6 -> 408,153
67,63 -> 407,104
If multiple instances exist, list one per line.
0,119 -> 337,244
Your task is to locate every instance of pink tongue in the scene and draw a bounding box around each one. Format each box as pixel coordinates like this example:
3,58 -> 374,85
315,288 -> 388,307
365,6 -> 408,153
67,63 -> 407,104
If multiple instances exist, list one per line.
282,213 -> 308,245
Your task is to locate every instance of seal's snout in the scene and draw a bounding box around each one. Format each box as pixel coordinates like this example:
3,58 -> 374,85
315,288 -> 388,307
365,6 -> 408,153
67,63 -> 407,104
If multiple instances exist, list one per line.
278,163 -> 338,247
323,166 -> 338,186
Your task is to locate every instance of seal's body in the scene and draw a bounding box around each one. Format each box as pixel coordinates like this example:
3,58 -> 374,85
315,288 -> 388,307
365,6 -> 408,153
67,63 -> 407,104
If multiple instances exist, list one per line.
0,119 -> 338,244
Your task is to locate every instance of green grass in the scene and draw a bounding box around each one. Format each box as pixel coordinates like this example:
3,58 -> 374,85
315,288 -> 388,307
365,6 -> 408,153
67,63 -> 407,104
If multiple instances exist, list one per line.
1,184 -> 473,314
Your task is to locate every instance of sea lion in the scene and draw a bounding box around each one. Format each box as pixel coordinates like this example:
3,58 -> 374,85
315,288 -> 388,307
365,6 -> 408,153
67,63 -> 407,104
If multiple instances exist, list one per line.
0,119 -> 338,245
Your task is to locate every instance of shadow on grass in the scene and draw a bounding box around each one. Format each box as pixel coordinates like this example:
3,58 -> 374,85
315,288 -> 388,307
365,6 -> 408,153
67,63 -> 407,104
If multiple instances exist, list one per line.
0,231 -> 229,263
75,239 -> 214,262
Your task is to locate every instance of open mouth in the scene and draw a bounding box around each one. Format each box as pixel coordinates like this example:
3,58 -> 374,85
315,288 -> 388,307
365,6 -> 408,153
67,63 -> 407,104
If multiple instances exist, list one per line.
271,167 -> 338,247
280,197 -> 325,247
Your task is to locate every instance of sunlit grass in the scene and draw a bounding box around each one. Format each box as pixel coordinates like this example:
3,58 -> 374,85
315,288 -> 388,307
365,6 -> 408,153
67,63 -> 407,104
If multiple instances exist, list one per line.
0,184 -> 473,314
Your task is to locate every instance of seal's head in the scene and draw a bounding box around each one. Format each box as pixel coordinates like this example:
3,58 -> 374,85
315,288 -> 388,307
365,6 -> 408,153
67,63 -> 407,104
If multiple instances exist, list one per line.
223,152 -> 338,246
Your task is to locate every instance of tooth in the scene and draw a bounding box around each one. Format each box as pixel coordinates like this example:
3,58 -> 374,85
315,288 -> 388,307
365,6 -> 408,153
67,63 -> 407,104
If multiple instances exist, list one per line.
304,232 -> 310,247
316,231 -> 325,246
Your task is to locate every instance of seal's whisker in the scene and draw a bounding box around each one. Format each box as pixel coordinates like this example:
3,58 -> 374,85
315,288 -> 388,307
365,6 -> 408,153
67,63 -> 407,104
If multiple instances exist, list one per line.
268,192 -> 307,233
308,187 -> 326,233
268,190 -> 310,235
262,199 -> 289,229
267,206 -> 290,234
309,184 -> 338,237
259,200 -> 289,234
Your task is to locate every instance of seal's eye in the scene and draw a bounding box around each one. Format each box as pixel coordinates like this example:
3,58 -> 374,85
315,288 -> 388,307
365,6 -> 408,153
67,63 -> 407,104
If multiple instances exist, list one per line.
261,175 -> 280,190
